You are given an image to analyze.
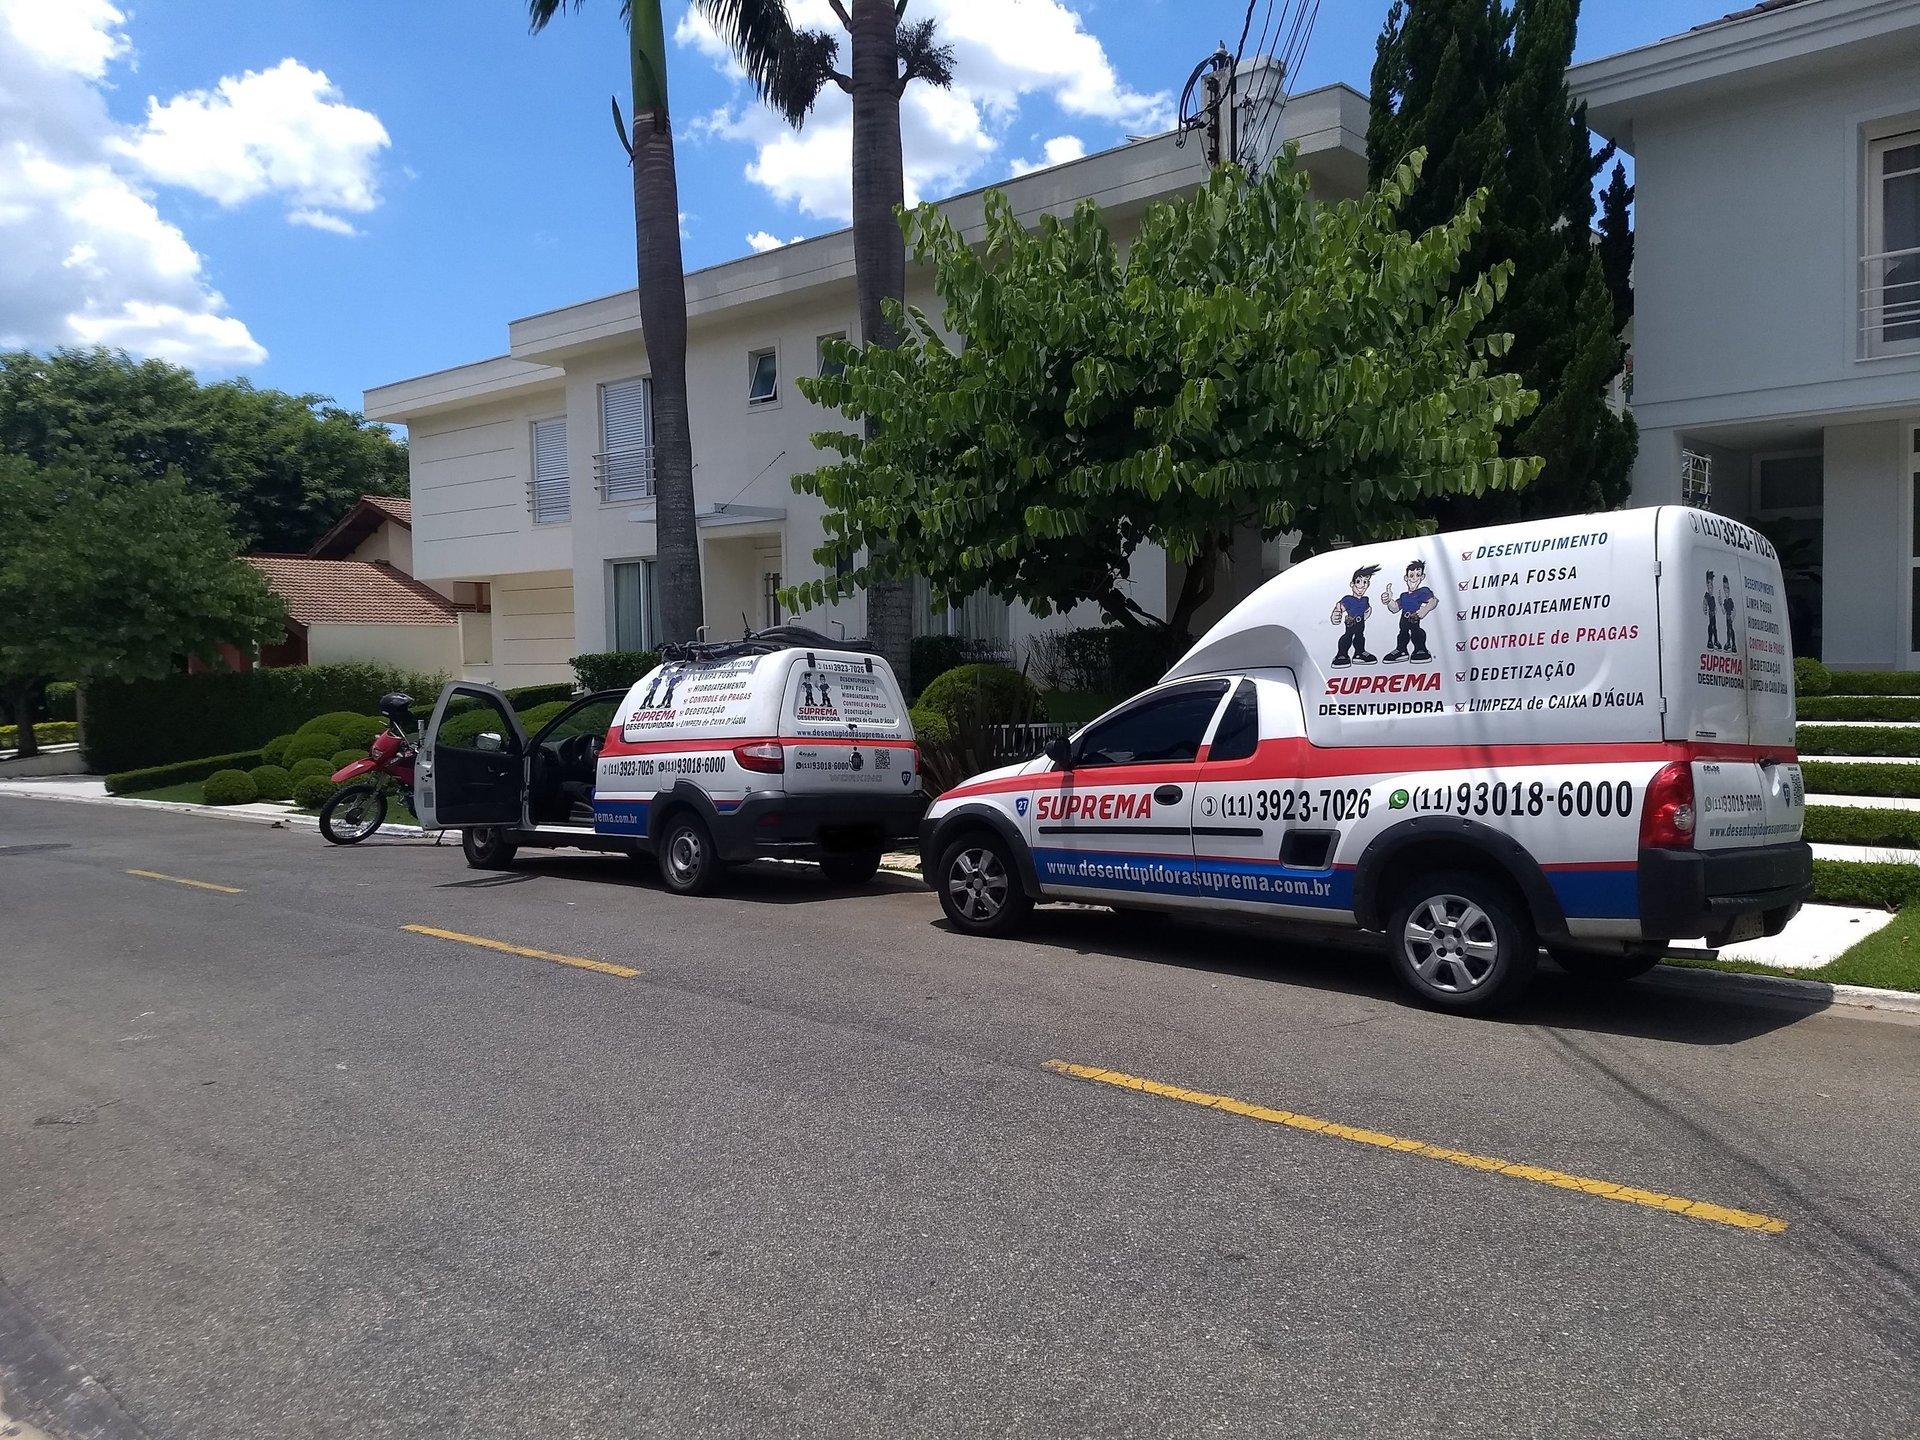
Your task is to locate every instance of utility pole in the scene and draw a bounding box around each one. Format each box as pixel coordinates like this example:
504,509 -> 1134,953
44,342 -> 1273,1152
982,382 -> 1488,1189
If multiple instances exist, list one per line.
1177,44 -> 1237,171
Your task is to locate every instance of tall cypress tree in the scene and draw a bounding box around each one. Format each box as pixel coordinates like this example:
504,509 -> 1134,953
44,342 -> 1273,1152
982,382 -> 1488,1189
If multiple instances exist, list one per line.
1369,0 -> 1635,521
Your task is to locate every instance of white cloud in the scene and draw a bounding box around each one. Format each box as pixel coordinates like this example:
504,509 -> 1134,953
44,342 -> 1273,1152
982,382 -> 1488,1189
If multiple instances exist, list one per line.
746,230 -> 803,252
113,58 -> 389,229
1010,134 -> 1086,176
0,1 -> 390,369
676,0 -> 1167,224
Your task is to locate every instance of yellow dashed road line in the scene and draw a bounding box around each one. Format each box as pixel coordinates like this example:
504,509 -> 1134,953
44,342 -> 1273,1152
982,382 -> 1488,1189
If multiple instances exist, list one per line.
401,924 -> 640,978
126,869 -> 242,894
1043,1059 -> 1787,1235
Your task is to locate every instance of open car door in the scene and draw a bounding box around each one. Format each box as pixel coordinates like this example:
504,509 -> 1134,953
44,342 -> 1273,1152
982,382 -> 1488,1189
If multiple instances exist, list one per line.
416,682 -> 528,830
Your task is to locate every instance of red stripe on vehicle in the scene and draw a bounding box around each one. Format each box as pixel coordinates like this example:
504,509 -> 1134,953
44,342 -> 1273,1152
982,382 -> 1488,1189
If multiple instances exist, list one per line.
600,733 -> 917,758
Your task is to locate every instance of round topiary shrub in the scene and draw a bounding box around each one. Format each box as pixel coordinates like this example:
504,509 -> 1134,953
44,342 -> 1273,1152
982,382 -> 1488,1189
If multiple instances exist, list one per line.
288,757 -> 334,783
330,714 -> 385,751
259,733 -> 297,768
202,769 -> 258,806
916,663 -> 1046,729
330,747 -> 366,771
1795,656 -> 1833,697
516,700 -> 570,732
283,732 -> 340,765
297,711 -> 368,739
292,774 -> 337,810
909,707 -> 952,748
248,764 -> 293,802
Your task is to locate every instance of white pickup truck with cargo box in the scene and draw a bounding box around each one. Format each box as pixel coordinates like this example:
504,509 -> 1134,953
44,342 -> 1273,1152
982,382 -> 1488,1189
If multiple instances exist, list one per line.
416,629 -> 926,892
920,508 -> 1812,1012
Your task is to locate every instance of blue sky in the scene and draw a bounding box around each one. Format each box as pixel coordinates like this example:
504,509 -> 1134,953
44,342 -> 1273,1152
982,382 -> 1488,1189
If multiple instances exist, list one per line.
0,0 -> 1737,417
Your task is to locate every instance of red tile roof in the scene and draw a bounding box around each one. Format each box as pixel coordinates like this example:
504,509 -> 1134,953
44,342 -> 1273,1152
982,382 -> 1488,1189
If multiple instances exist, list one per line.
1691,0 -> 1809,32
307,493 -> 413,558
245,556 -> 459,627
363,495 -> 411,525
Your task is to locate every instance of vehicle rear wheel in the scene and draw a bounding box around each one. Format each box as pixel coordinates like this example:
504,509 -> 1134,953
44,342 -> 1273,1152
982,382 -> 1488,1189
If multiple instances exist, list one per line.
461,826 -> 519,870
936,832 -> 1032,937
1385,871 -> 1537,1014
657,812 -> 721,896
1551,948 -> 1663,984
820,847 -> 883,885
319,783 -> 386,844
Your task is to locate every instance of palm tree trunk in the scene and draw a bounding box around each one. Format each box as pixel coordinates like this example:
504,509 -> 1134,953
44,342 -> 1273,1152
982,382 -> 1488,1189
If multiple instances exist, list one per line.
629,2 -> 703,643
849,0 -> 912,675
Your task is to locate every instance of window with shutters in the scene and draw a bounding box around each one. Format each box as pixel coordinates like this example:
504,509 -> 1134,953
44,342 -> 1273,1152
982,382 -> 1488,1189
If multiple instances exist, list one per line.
530,418 -> 569,524
1866,129 -> 1920,356
598,377 -> 653,502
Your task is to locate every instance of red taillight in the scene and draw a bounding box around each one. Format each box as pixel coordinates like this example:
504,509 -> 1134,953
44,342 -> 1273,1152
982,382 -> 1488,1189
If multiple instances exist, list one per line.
1639,761 -> 1696,850
734,742 -> 785,774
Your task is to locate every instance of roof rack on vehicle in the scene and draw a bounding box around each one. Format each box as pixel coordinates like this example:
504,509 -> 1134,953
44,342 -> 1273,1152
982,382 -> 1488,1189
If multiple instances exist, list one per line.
655,625 -> 873,665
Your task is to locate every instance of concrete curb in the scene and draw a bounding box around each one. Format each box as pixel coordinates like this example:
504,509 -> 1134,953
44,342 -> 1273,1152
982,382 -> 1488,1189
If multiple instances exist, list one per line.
6,786 -> 1915,1017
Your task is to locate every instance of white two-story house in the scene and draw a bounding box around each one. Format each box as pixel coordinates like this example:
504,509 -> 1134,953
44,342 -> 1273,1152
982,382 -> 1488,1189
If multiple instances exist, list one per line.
1571,0 -> 1920,668
363,67 -> 1368,688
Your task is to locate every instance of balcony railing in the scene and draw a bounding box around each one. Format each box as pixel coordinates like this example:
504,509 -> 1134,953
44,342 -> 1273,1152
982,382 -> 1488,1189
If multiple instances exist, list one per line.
1862,246 -> 1920,358
596,447 -> 655,503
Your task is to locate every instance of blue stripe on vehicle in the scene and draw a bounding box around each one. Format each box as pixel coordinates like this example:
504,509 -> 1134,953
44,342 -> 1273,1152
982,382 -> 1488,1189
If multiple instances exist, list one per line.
594,799 -> 649,836
1032,847 -> 1351,909
1544,866 -> 1639,920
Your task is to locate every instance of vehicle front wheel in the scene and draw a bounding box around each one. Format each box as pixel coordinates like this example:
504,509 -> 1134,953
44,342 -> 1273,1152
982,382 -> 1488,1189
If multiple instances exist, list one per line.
1385,871 -> 1537,1014
318,783 -> 386,844
461,826 -> 519,870
936,832 -> 1032,938
657,812 -> 721,896
820,847 -> 883,886
1551,947 -> 1663,984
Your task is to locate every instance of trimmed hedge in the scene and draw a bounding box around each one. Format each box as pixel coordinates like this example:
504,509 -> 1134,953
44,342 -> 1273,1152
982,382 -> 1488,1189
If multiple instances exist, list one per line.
1794,657 -> 1832,696
44,682 -> 77,721
916,664 -> 1047,729
1795,725 -> 1920,757
908,707 -> 951,748
248,764 -> 293,802
1799,761 -> 1920,798
292,774 -> 338,809
1,721 -> 77,748
1804,805 -> 1920,850
288,757 -> 333,783
1823,670 -> 1920,696
283,732 -> 341,765
329,748 -> 365,771
908,635 -> 1011,697
260,733 -> 296,767
504,682 -> 576,708
571,651 -> 658,693
82,662 -> 446,773
202,769 -> 257,806
1813,858 -> 1920,910
298,710 -> 372,739
1797,695 -> 1920,722
330,715 -> 385,751
105,749 -> 265,796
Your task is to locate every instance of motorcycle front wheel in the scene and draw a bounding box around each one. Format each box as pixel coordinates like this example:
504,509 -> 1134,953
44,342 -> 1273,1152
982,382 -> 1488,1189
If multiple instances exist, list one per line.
319,782 -> 387,845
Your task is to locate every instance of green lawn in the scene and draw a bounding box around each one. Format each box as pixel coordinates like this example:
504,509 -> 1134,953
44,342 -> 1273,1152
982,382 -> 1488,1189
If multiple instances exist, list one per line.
126,781 -> 211,804
1667,907 -> 1920,993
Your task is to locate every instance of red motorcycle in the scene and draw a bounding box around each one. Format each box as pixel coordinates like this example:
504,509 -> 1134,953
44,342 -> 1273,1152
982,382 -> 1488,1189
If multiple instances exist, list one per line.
319,693 -> 420,844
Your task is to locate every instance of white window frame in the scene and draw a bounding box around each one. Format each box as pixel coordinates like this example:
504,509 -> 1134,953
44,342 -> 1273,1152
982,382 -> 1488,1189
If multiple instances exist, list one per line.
1905,423 -> 1920,666
530,417 -> 570,525
1864,125 -> 1920,359
747,345 -> 780,409
599,376 -> 654,504
608,557 -> 660,654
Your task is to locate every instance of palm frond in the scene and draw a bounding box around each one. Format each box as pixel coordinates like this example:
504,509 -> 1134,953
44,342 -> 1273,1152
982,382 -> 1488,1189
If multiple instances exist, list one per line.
897,16 -> 954,91
694,0 -> 833,127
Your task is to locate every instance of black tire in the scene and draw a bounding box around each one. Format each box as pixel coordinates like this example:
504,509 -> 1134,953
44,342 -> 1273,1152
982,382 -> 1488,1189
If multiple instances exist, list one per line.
318,783 -> 386,844
1551,948 -> 1663,984
657,811 -> 721,896
935,831 -> 1033,937
1384,870 -> 1537,1014
461,826 -> 519,870
820,847 -> 883,885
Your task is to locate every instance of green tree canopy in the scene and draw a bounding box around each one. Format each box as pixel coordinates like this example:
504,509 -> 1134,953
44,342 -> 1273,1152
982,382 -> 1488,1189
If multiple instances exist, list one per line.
0,348 -> 408,553
784,150 -> 1541,646
0,457 -> 284,754
1368,0 -> 1634,522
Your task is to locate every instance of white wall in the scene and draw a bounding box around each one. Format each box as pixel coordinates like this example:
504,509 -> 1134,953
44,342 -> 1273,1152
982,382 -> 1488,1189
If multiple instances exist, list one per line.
345,522 -> 413,572
409,388 -> 571,583
305,622 -> 462,676
1823,419 -> 1908,669
491,570 -> 576,686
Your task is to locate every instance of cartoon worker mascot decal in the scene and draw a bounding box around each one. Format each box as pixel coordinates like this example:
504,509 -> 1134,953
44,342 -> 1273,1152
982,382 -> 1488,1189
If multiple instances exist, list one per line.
1381,557 -> 1438,664
1329,564 -> 1381,667
1704,569 -> 1721,652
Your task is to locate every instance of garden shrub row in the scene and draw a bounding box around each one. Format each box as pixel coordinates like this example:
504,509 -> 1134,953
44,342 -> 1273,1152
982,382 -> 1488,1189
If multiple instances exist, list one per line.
571,651 -> 658,693
1821,669 -> 1920,696
202,769 -> 257,806
1794,658 -> 1831,696
0,721 -> 78,748
83,662 -> 445,773
105,749 -> 265,796
1811,858 -> 1920,910
1794,725 -> 1920,757
908,635 -> 1011,698
503,682 -> 577,708
1797,695 -> 1920,722
1798,761 -> 1920,798
1804,806 -> 1920,850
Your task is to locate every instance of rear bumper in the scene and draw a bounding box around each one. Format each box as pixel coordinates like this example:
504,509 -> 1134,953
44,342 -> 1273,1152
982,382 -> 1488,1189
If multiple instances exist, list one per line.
710,791 -> 929,861
1638,841 -> 1814,944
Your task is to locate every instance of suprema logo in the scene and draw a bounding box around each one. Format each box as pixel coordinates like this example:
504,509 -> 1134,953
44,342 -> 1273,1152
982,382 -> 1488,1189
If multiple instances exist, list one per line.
1035,792 -> 1152,821
1326,672 -> 1441,695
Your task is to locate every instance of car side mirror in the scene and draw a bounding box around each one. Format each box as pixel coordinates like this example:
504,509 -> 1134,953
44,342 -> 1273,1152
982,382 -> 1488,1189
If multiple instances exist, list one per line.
1045,737 -> 1073,768
475,731 -> 505,753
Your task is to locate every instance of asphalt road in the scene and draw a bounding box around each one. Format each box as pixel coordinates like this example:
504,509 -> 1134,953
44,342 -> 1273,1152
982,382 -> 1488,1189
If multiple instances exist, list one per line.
2,796 -> 1917,1440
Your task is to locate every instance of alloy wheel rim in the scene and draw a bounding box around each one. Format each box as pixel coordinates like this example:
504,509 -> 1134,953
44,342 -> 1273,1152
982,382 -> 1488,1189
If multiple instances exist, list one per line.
1402,894 -> 1500,993
948,847 -> 1009,922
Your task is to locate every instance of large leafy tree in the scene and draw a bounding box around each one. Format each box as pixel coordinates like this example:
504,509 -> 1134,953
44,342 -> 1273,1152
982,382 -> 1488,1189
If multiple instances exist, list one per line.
695,0 -> 954,674
0,458 -> 284,756
1368,0 -> 1634,522
0,348 -> 407,553
784,152 -> 1542,649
